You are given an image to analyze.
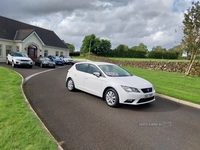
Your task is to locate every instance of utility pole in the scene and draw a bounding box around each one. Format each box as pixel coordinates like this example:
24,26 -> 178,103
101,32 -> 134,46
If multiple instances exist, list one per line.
88,40 -> 91,58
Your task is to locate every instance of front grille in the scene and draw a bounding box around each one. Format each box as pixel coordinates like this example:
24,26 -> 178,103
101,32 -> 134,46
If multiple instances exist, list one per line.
21,60 -> 29,62
141,87 -> 152,93
138,96 -> 155,103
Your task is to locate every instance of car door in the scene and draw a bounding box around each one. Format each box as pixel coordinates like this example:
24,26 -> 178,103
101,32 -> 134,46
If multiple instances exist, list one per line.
73,63 -> 89,90
84,64 -> 104,97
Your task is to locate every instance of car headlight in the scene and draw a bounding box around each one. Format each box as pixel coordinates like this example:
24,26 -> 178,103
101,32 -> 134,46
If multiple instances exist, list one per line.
43,61 -> 47,64
121,85 -> 140,93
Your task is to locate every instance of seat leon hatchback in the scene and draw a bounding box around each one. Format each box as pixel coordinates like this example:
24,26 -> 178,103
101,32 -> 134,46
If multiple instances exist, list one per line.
66,61 -> 156,107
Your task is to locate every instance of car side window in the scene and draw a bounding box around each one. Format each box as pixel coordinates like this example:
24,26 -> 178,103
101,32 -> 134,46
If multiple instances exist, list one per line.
87,64 -> 100,74
76,64 -> 88,73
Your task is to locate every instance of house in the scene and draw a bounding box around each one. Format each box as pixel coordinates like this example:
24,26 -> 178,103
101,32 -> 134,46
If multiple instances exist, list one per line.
0,16 -> 68,62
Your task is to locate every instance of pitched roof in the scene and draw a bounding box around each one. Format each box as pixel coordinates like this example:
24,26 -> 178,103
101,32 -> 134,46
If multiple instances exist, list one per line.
14,29 -> 35,40
0,16 -> 67,49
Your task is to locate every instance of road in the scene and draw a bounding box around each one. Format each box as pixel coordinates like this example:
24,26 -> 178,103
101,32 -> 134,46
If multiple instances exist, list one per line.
1,63 -> 200,150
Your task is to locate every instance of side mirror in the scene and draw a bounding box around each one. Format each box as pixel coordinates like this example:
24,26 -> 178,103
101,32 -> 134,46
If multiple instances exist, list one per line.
93,72 -> 101,77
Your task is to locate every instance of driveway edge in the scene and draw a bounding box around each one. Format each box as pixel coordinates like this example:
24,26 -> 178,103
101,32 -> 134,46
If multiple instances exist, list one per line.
16,71 -> 64,150
157,93 -> 200,109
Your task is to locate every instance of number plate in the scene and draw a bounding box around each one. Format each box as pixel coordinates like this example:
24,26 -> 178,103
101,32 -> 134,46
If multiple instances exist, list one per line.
145,94 -> 153,98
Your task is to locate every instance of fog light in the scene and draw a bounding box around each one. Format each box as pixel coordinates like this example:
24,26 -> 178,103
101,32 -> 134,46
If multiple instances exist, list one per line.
124,99 -> 135,103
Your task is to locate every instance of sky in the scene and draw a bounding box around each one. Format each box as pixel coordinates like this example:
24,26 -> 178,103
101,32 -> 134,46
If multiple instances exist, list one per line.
0,0 -> 197,51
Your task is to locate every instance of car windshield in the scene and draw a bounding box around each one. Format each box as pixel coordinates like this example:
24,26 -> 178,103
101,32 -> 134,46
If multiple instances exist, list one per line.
41,57 -> 51,61
55,56 -> 61,59
98,64 -> 132,77
13,52 -> 28,57
63,56 -> 71,58
22,53 -> 28,57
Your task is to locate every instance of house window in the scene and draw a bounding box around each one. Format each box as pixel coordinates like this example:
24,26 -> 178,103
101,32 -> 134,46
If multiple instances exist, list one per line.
60,51 -> 63,56
55,51 -> 59,56
44,50 -> 48,57
6,45 -> 12,56
16,46 -> 19,52
0,45 -> 2,56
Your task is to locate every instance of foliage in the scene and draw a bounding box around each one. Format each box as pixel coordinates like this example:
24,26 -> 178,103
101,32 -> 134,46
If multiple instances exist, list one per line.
66,43 -> 75,53
80,34 -> 111,56
111,43 -> 148,58
182,1 -> 200,76
70,51 -> 80,56
148,46 -> 180,59
111,44 -> 129,57
79,35 -> 182,59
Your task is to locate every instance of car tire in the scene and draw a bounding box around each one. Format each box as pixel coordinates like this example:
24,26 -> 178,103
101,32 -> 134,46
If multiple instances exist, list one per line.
40,63 -> 43,68
12,61 -> 15,68
104,88 -> 119,107
66,78 -> 75,91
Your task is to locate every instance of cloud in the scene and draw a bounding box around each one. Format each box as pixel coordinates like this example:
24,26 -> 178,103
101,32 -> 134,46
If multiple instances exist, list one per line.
0,0 -> 197,50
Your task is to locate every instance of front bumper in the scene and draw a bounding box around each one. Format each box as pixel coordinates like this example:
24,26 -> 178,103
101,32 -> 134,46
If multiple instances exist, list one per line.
56,61 -> 64,65
14,60 -> 33,67
65,60 -> 74,64
43,63 -> 55,67
119,91 -> 156,105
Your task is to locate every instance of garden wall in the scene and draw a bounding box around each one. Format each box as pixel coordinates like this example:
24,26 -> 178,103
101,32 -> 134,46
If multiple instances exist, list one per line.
90,56 -> 200,76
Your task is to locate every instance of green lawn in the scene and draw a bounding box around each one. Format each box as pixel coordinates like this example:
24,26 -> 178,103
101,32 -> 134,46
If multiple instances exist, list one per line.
0,67 -> 57,150
0,59 -> 200,149
123,66 -> 200,104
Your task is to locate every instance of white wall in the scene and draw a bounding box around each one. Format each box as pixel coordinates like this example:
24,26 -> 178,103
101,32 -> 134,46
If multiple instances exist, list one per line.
0,33 -> 69,62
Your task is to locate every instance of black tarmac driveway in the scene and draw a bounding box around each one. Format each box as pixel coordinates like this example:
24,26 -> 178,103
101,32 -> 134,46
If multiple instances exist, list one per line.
1,62 -> 200,150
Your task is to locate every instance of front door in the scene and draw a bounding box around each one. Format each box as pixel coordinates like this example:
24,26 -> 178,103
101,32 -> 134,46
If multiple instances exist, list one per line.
28,45 -> 37,60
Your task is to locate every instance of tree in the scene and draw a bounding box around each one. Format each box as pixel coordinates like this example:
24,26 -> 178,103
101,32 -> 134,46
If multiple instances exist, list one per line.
66,43 -> 75,53
112,44 -> 129,57
168,45 -> 182,59
129,43 -> 148,58
80,34 -> 112,56
182,1 -> 200,76
148,46 -> 167,59
80,34 -> 96,54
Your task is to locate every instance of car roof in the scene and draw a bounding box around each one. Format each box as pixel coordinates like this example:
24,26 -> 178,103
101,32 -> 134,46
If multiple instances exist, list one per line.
12,51 -> 25,54
76,61 -> 116,66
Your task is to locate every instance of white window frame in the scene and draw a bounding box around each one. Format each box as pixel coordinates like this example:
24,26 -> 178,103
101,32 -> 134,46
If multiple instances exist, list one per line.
0,44 -> 2,56
16,46 -> 19,52
60,51 -> 63,56
44,50 -> 48,57
6,45 -> 12,56
55,51 -> 59,56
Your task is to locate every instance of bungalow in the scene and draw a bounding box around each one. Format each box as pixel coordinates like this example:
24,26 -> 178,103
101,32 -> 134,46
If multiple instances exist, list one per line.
0,16 -> 68,62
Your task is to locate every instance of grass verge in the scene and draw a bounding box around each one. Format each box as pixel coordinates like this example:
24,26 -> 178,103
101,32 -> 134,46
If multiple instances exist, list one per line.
123,66 -> 200,104
0,67 -> 57,150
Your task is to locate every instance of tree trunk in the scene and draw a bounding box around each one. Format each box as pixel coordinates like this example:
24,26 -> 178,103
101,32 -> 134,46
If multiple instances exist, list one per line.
185,51 -> 197,76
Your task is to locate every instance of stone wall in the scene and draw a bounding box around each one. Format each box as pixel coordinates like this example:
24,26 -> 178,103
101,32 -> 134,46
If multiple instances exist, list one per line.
90,56 -> 200,76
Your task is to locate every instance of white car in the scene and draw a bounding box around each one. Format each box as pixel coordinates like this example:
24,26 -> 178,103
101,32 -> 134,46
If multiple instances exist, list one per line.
7,51 -> 33,68
66,62 -> 156,107
60,55 -> 74,64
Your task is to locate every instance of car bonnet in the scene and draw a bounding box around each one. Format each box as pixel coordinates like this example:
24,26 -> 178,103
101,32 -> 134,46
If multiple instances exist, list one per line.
14,56 -> 32,61
108,75 -> 153,89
